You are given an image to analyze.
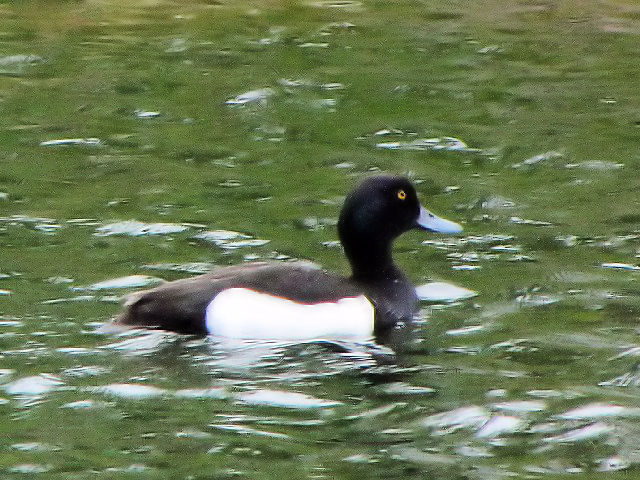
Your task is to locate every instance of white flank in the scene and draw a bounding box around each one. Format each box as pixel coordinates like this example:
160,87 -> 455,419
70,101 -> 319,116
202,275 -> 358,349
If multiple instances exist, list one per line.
205,288 -> 374,340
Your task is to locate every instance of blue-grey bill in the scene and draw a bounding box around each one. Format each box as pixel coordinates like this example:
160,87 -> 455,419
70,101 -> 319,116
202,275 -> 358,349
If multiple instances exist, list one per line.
416,205 -> 463,233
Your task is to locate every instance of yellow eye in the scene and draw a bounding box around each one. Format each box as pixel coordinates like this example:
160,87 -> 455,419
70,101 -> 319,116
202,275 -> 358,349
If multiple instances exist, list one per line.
397,189 -> 406,200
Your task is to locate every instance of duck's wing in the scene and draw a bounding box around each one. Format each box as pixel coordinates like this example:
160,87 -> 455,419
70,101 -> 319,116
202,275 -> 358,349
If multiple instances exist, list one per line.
112,262 -> 362,335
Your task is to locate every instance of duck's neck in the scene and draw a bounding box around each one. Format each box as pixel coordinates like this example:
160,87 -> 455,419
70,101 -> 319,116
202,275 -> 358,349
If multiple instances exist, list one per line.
343,241 -> 402,282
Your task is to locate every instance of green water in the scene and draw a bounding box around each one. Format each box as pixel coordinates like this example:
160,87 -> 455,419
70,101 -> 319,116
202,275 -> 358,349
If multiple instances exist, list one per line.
2,0 -> 640,478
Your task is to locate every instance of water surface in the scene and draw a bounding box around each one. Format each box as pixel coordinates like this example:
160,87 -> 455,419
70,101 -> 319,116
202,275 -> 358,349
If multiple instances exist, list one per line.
2,1 -> 640,478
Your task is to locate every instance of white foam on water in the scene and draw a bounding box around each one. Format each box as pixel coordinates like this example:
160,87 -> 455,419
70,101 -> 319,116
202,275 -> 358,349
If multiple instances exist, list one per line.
83,275 -> 165,291
235,389 -> 342,409
3,374 -> 64,396
557,403 -> 640,420
416,282 -> 477,303
88,383 -> 167,400
95,220 -> 188,237
422,406 -> 491,434
475,416 -> 525,438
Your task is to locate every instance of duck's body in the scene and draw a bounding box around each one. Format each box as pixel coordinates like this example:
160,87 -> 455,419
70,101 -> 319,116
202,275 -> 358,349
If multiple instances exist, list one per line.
112,176 -> 462,341
116,260 -> 415,340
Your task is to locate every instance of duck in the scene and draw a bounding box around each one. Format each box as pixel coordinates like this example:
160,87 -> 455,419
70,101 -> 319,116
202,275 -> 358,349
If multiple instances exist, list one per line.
110,175 -> 462,342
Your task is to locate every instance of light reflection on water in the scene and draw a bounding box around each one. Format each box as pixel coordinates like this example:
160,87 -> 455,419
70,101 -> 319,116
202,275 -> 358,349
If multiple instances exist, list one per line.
3,316 -> 640,475
4,274 -> 640,476
2,0 -> 640,477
